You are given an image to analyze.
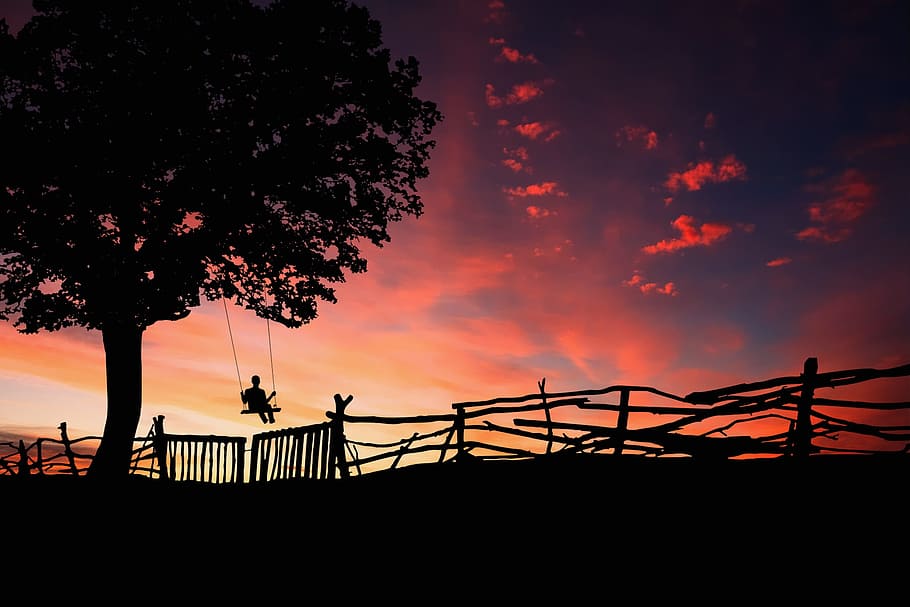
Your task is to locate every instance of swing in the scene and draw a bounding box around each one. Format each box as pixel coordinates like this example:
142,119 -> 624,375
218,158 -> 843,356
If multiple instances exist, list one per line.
223,298 -> 282,416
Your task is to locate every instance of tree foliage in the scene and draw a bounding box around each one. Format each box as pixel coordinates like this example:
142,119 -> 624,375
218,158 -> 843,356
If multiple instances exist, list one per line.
0,0 -> 442,477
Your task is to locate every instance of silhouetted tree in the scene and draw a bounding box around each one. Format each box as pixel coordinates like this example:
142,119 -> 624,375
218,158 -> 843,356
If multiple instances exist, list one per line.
0,0 -> 442,478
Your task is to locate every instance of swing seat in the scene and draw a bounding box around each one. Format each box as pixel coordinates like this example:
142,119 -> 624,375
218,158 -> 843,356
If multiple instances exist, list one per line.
241,407 -> 281,415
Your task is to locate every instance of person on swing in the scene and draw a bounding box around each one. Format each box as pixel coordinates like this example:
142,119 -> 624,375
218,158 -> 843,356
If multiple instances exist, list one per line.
241,375 -> 277,424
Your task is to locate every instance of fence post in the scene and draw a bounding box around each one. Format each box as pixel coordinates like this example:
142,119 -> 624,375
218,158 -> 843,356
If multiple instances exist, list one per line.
58,422 -> 79,476
35,439 -> 44,475
17,440 -> 29,476
153,415 -> 169,481
454,405 -> 466,462
539,378 -> 553,455
614,388 -> 630,456
332,394 -> 353,479
794,357 -> 818,458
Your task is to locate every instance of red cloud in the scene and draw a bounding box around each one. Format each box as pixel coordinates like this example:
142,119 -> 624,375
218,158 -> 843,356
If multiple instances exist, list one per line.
500,46 -> 539,64
847,131 -> 910,159
797,169 -> 874,243
642,215 -> 733,254
485,80 -> 550,108
525,205 -> 555,219
485,0 -> 507,23
504,146 -> 529,161
623,273 -> 678,296
616,125 -> 659,150
504,181 -> 567,197
502,147 -> 531,173
514,121 -> 558,140
488,37 -> 539,64
665,154 -> 747,192
766,257 -> 792,267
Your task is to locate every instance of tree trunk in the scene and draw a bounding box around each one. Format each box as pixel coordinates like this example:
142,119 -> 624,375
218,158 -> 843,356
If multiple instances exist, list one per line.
88,324 -> 144,479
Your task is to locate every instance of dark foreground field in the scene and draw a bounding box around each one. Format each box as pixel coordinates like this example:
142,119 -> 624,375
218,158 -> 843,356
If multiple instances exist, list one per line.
3,455 -> 906,598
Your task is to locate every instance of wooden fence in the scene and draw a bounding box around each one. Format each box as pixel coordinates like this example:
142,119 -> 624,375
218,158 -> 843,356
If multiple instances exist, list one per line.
331,357 -> 910,475
2,357 -> 908,482
248,421 -> 334,483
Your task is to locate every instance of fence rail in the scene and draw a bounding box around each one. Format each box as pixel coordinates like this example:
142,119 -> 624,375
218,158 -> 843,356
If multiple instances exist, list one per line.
2,357 -> 908,482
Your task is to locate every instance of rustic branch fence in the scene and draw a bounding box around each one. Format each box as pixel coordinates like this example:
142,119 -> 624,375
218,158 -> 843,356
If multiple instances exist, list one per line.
2,357 -> 908,482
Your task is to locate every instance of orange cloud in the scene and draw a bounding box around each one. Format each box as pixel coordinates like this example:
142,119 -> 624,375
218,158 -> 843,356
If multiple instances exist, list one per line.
623,273 -> 678,296
504,181 -> 567,197
616,125 -> 659,150
642,215 -> 733,254
766,257 -> 792,267
514,121 -> 558,140
485,80 -> 551,108
797,169 -> 874,243
665,155 -> 747,192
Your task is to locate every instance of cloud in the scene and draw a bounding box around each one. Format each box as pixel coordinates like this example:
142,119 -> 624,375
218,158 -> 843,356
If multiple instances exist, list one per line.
485,80 -> 552,108
796,169 -> 874,243
500,46 -> 539,64
484,0 -> 508,24
766,257 -> 792,267
504,181 -> 567,197
642,215 -> 733,254
665,155 -> 747,192
502,159 -> 524,172
846,130 -> 910,159
504,146 -> 529,161
488,37 -> 539,64
502,146 -> 531,173
514,121 -> 560,141
525,205 -> 555,219
616,125 -> 659,150
623,272 -> 679,296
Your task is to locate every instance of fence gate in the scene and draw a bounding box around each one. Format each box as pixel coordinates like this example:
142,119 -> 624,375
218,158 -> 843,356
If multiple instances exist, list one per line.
249,422 -> 335,483
150,416 -> 247,483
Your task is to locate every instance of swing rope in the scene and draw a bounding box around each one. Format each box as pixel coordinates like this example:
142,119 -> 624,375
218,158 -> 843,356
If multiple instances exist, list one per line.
224,295 -> 279,410
223,298 -> 243,390
265,295 -> 277,407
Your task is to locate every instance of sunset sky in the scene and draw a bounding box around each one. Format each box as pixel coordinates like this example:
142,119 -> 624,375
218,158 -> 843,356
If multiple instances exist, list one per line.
1,0 -> 908,453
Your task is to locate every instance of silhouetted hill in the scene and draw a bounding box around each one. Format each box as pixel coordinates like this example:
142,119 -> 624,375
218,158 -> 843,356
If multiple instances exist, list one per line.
8,454 -> 906,522
4,455 -> 905,596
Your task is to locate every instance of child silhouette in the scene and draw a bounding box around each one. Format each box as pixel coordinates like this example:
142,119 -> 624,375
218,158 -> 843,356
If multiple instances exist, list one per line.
241,374 -> 277,424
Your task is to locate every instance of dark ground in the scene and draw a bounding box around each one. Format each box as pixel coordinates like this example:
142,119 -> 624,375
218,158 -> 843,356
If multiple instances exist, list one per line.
2,454 -> 906,599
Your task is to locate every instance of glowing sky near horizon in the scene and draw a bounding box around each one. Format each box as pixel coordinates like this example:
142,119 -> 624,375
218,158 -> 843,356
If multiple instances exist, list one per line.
1,0 -> 908,449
